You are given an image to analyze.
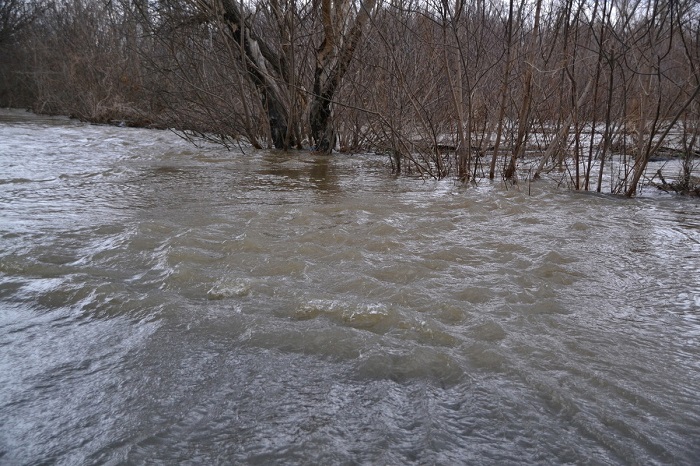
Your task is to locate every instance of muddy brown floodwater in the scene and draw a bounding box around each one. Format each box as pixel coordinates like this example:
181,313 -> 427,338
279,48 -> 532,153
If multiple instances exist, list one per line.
1,109 -> 699,464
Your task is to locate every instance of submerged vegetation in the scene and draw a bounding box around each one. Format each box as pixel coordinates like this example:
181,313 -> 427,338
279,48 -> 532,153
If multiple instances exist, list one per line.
1,0 -> 699,195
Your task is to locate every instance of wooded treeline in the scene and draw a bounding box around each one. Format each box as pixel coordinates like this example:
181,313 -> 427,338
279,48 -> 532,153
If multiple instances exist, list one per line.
1,0 -> 699,195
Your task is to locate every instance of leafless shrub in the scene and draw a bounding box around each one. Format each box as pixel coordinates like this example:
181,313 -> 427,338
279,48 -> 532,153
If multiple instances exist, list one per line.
3,0 -> 699,194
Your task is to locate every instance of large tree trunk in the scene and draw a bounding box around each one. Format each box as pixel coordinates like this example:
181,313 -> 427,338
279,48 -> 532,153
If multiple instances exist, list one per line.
220,0 -> 293,149
309,0 -> 376,153
309,79 -> 335,153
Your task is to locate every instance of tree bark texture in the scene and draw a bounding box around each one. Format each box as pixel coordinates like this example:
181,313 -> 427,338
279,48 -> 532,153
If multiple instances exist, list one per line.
220,0 -> 293,149
310,0 -> 377,153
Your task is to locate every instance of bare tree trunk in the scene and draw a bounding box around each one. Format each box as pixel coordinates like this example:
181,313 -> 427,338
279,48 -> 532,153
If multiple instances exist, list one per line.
504,0 -> 542,181
489,0 -> 515,180
597,52 -> 616,193
625,83 -> 700,196
220,0 -> 293,149
442,7 -> 468,180
310,0 -> 377,153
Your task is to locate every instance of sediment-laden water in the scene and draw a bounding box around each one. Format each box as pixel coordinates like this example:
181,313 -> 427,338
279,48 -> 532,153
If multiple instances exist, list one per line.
1,109 -> 699,464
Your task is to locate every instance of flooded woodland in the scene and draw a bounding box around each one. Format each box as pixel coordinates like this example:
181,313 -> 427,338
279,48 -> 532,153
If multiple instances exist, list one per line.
1,0 -> 700,194
1,0 -> 700,463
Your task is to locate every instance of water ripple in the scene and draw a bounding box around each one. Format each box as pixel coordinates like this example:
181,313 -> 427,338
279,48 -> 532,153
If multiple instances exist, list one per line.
2,110 -> 700,464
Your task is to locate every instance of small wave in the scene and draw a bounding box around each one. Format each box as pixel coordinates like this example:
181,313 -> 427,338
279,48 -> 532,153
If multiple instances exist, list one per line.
354,346 -> 465,385
0,177 -> 55,185
207,278 -> 251,300
295,299 -> 391,329
294,299 -> 460,348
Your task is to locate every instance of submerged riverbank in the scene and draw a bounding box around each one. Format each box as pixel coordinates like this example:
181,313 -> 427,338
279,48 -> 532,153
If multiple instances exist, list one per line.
5,106 -> 700,197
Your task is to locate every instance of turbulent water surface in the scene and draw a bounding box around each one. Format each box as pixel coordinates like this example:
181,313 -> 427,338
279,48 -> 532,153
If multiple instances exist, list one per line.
1,109 -> 699,464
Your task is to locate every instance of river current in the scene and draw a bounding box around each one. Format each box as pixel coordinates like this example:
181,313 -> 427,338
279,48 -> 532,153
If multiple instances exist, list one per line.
1,109 -> 699,464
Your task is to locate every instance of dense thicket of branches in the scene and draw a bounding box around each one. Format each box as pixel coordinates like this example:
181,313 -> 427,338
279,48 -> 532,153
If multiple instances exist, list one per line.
1,0 -> 698,195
